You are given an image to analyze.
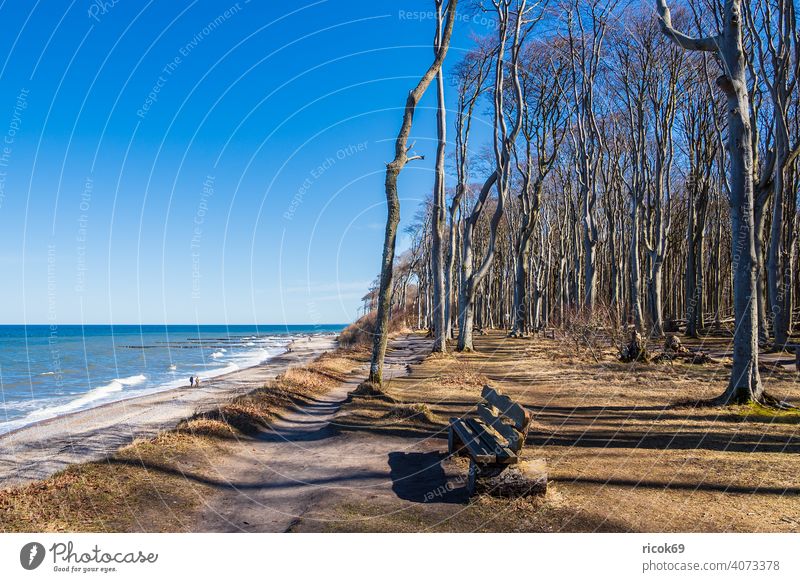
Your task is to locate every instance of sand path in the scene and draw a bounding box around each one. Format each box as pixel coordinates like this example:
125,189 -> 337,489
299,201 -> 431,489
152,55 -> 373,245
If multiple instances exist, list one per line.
194,334 -> 436,532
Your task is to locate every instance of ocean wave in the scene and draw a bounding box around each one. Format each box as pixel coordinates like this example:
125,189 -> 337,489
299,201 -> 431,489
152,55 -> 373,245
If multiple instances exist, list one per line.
21,374 -> 147,423
0,335 -> 301,435
65,374 -> 146,406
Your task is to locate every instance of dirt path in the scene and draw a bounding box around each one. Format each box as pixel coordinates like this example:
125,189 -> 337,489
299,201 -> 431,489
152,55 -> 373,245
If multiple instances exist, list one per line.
193,335 -> 436,532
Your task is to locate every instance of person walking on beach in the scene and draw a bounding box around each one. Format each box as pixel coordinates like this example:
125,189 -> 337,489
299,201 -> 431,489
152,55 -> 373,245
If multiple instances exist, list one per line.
189,376 -> 194,387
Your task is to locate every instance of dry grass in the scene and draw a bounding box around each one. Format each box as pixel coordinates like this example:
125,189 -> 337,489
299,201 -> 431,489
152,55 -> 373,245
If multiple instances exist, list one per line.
338,309 -> 412,347
7,329 -> 799,533
296,331 -> 800,533
385,403 -> 441,423
422,360 -> 489,390
0,432 -> 222,532
179,346 -> 370,437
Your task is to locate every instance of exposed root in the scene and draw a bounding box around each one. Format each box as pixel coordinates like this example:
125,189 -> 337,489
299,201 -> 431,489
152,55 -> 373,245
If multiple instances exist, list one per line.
348,381 -> 397,403
675,391 -> 796,411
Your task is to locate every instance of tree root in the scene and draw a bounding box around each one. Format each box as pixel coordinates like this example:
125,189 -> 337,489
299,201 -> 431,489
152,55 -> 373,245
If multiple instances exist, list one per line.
348,381 -> 397,403
675,391 -> 796,411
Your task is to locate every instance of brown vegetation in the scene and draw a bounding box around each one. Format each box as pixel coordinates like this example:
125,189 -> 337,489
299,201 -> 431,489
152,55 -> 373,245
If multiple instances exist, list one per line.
296,331 -> 800,532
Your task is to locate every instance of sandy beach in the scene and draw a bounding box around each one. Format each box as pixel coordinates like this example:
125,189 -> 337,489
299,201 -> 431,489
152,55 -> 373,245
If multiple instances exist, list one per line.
0,334 -> 337,488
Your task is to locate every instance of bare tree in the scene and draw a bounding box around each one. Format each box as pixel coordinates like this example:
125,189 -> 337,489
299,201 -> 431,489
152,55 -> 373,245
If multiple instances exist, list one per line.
566,0 -> 616,312
368,0 -> 458,385
656,0 -> 763,403
510,39 -> 568,336
431,0 -> 449,353
749,0 -> 800,349
458,0 -> 530,352
446,48 -> 493,340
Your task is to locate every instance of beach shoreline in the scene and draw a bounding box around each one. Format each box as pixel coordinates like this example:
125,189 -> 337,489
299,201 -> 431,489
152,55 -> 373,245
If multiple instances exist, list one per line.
0,334 -> 338,489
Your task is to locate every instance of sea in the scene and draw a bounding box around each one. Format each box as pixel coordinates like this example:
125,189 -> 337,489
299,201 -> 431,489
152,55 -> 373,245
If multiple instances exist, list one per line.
0,324 -> 344,435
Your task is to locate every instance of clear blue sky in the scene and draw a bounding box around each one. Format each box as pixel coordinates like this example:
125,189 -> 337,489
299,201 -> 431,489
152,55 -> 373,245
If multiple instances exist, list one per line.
0,0 -> 495,325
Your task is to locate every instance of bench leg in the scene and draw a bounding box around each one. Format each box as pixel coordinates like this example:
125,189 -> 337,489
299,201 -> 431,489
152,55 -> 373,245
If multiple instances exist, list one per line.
448,425 -> 468,457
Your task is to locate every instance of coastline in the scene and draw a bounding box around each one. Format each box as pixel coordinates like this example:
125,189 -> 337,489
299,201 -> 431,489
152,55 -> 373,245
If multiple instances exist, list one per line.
0,334 -> 338,489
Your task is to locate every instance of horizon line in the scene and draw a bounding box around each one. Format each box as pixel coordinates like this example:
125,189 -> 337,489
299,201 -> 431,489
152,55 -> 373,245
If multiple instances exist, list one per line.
0,322 -> 350,327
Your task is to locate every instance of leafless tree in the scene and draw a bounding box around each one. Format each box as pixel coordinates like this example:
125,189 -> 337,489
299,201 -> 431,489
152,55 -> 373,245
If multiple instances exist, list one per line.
368,0 -> 458,385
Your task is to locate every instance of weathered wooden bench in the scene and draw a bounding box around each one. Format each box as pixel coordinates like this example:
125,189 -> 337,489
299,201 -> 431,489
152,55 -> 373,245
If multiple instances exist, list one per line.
783,344 -> 800,373
448,385 -> 546,497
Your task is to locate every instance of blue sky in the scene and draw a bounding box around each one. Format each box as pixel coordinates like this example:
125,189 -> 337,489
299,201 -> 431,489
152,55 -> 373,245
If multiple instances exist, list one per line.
0,0 -> 495,325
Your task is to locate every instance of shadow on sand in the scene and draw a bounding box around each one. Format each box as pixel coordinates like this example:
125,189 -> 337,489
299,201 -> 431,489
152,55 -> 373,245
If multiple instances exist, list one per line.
388,451 -> 467,504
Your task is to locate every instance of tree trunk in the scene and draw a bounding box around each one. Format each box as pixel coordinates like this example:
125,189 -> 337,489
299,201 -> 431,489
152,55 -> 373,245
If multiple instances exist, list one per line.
656,0 -> 762,403
369,0 -> 458,385
431,2 -> 448,353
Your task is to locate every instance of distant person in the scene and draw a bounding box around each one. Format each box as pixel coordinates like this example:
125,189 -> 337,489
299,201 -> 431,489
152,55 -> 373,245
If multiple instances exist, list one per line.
195,377 -> 201,386
189,376 -> 194,387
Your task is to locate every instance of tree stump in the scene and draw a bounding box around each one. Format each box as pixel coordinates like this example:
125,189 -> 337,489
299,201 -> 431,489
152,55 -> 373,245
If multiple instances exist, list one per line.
467,459 -> 547,498
654,335 -> 712,364
665,334 -> 686,353
620,330 -> 649,362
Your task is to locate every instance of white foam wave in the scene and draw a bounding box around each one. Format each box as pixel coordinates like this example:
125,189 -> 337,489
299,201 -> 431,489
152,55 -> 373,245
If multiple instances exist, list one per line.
0,337 -> 300,436
18,374 -> 147,424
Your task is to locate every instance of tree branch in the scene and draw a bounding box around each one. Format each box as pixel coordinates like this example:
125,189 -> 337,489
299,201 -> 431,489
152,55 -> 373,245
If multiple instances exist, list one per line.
655,0 -> 721,53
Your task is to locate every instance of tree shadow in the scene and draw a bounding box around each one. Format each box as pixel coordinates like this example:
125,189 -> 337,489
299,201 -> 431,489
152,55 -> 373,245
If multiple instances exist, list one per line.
106,456 -> 385,491
388,451 -> 467,504
561,475 -> 800,496
530,428 -> 800,453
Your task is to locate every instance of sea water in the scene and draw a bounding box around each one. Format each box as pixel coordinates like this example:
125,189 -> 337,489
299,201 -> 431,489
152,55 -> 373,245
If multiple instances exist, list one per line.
0,324 -> 343,435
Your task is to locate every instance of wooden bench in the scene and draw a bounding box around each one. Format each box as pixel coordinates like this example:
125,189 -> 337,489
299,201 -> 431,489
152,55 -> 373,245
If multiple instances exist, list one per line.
785,344 -> 800,373
794,345 -> 800,373
543,328 -> 556,340
448,385 -> 545,497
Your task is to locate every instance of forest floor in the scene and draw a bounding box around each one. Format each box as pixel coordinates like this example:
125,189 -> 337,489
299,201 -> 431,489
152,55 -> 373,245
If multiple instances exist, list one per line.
289,330 -> 800,532
2,330 -> 799,532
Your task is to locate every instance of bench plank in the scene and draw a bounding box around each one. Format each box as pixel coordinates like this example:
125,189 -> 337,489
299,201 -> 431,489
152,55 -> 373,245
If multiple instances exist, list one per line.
468,418 -> 517,464
481,385 -> 531,432
477,403 -> 524,452
449,418 -> 496,463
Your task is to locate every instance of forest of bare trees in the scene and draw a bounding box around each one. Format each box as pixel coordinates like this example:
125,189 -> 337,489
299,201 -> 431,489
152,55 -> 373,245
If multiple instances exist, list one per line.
364,0 -> 800,406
